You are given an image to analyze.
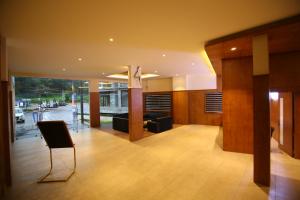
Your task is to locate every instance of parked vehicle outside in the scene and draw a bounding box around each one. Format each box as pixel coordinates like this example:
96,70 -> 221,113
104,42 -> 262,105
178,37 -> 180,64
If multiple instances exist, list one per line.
15,107 -> 25,123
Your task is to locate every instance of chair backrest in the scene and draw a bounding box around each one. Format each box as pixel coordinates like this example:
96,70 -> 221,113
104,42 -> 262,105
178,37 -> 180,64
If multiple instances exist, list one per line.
37,120 -> 74,148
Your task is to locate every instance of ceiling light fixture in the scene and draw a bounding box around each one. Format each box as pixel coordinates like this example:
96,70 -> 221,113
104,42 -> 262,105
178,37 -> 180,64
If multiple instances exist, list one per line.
102,72 -> 105,75
78,58 -> 82,61
162,54 -> 166,57
154,70 -> 158,73
192,62 -> 195,66
175,74 -> 179,76
109,38 -> 114,42
230,47 -> 237,51
62,68 -> 66,71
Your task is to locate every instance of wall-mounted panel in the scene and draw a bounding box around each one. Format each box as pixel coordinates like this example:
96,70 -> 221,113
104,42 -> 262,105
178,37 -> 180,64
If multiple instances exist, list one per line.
188,90 -> 222,126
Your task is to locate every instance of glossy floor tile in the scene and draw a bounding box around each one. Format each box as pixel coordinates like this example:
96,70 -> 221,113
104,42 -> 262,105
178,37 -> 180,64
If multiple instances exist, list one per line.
4,125 -> 300,200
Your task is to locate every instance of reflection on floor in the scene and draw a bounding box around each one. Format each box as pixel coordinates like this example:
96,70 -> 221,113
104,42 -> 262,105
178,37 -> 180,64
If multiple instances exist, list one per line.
5,125 -> 300,200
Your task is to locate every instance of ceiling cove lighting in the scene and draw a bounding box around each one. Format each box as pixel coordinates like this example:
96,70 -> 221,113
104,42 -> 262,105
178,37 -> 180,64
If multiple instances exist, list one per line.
141,74 -> 160,79
106,74 -> 128,79
230,47 -> 237,51
107,73 -> 160,79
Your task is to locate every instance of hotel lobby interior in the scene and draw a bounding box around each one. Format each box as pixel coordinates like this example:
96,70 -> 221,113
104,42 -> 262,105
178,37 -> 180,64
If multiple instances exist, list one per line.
1,1 -> 300,200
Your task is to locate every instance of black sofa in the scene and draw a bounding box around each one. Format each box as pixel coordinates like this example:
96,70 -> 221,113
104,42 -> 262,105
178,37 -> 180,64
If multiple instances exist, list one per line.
112,112 -> 173,133
112,113 -> 129,133
147,116 -> 173,133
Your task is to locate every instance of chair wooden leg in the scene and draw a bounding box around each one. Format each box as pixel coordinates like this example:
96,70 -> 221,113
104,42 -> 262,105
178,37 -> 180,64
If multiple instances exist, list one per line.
38,147 -> 76,183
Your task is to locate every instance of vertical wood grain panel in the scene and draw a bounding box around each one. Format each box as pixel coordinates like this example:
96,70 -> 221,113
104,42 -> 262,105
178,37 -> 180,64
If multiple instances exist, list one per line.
89,92 -> 100,127
294,93 -> 300,159
188,90 -> 222,126
253,75 -> 270,186
128,88 -> 144,141
270,98 -> 280,142
172,91 -> 189,124
270,51 -> 300,92
278,92 -> 293,156
223,57 -> 253,154
0,81 -> 4,196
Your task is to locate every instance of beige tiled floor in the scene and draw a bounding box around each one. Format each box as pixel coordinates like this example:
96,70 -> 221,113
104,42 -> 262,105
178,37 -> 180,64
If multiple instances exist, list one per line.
4,125 -> 300,200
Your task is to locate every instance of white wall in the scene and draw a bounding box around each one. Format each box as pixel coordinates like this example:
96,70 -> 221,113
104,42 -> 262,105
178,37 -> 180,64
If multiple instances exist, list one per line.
186,74 -> 216,90
172,76 -> 188,91
172,74 -> 216,91
143,78 -> 173,92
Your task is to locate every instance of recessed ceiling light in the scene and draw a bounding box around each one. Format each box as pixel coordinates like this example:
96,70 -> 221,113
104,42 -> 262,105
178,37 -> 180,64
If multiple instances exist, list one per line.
109,38 -> 114,42
230,47 -> 237,51
78,58 -> 82,61
62,68 -> 66,71
154,70 -> 158,73
162,54 -> 166,57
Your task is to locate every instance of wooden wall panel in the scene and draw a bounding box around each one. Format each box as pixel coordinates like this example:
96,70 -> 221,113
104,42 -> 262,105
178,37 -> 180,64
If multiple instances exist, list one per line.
188,90 -> 222,126
0,81 -> 4,197
128,88 -> 144,141
278,92 -> 294,156
270,98 -> 280,142
222,57 -> 253,154
253,75 -> 270,186
172,91 -> 189,124
270,51 -> 300,92
294,93 -> 300,159
89,92 -> 100,127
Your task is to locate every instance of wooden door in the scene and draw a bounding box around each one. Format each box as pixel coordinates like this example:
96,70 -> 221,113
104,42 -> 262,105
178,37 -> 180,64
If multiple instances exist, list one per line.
278,92 -> 294,156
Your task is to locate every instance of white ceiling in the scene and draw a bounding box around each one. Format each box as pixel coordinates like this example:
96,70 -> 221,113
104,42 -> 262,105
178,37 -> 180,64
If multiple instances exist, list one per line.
1,0 -> 299,80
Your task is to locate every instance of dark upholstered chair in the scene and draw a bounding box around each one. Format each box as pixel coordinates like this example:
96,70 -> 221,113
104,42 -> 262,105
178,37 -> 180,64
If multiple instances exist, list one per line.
37,120 -> 76,183
112,113 -> 129,133
147,116 -> 173,133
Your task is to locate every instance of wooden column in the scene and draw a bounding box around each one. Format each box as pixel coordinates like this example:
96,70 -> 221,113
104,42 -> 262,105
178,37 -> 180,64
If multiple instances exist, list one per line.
89,79 -> 100,128
252,34 -> 270,186
128,65 -> 143,141
0,36 -> 12,197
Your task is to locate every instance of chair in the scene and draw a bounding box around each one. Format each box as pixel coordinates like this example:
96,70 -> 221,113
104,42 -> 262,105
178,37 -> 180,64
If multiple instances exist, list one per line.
37,120 -> 76,183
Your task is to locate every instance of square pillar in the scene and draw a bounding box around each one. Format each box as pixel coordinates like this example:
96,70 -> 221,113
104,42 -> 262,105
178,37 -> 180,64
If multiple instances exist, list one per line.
128,66 -> 144,141
0,36 -> 12,195
252,34 -> 270,186
89,79 -> 100,128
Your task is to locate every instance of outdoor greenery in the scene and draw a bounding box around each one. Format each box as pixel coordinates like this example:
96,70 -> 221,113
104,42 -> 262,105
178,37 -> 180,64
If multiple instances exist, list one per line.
15,77 -> 89,103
